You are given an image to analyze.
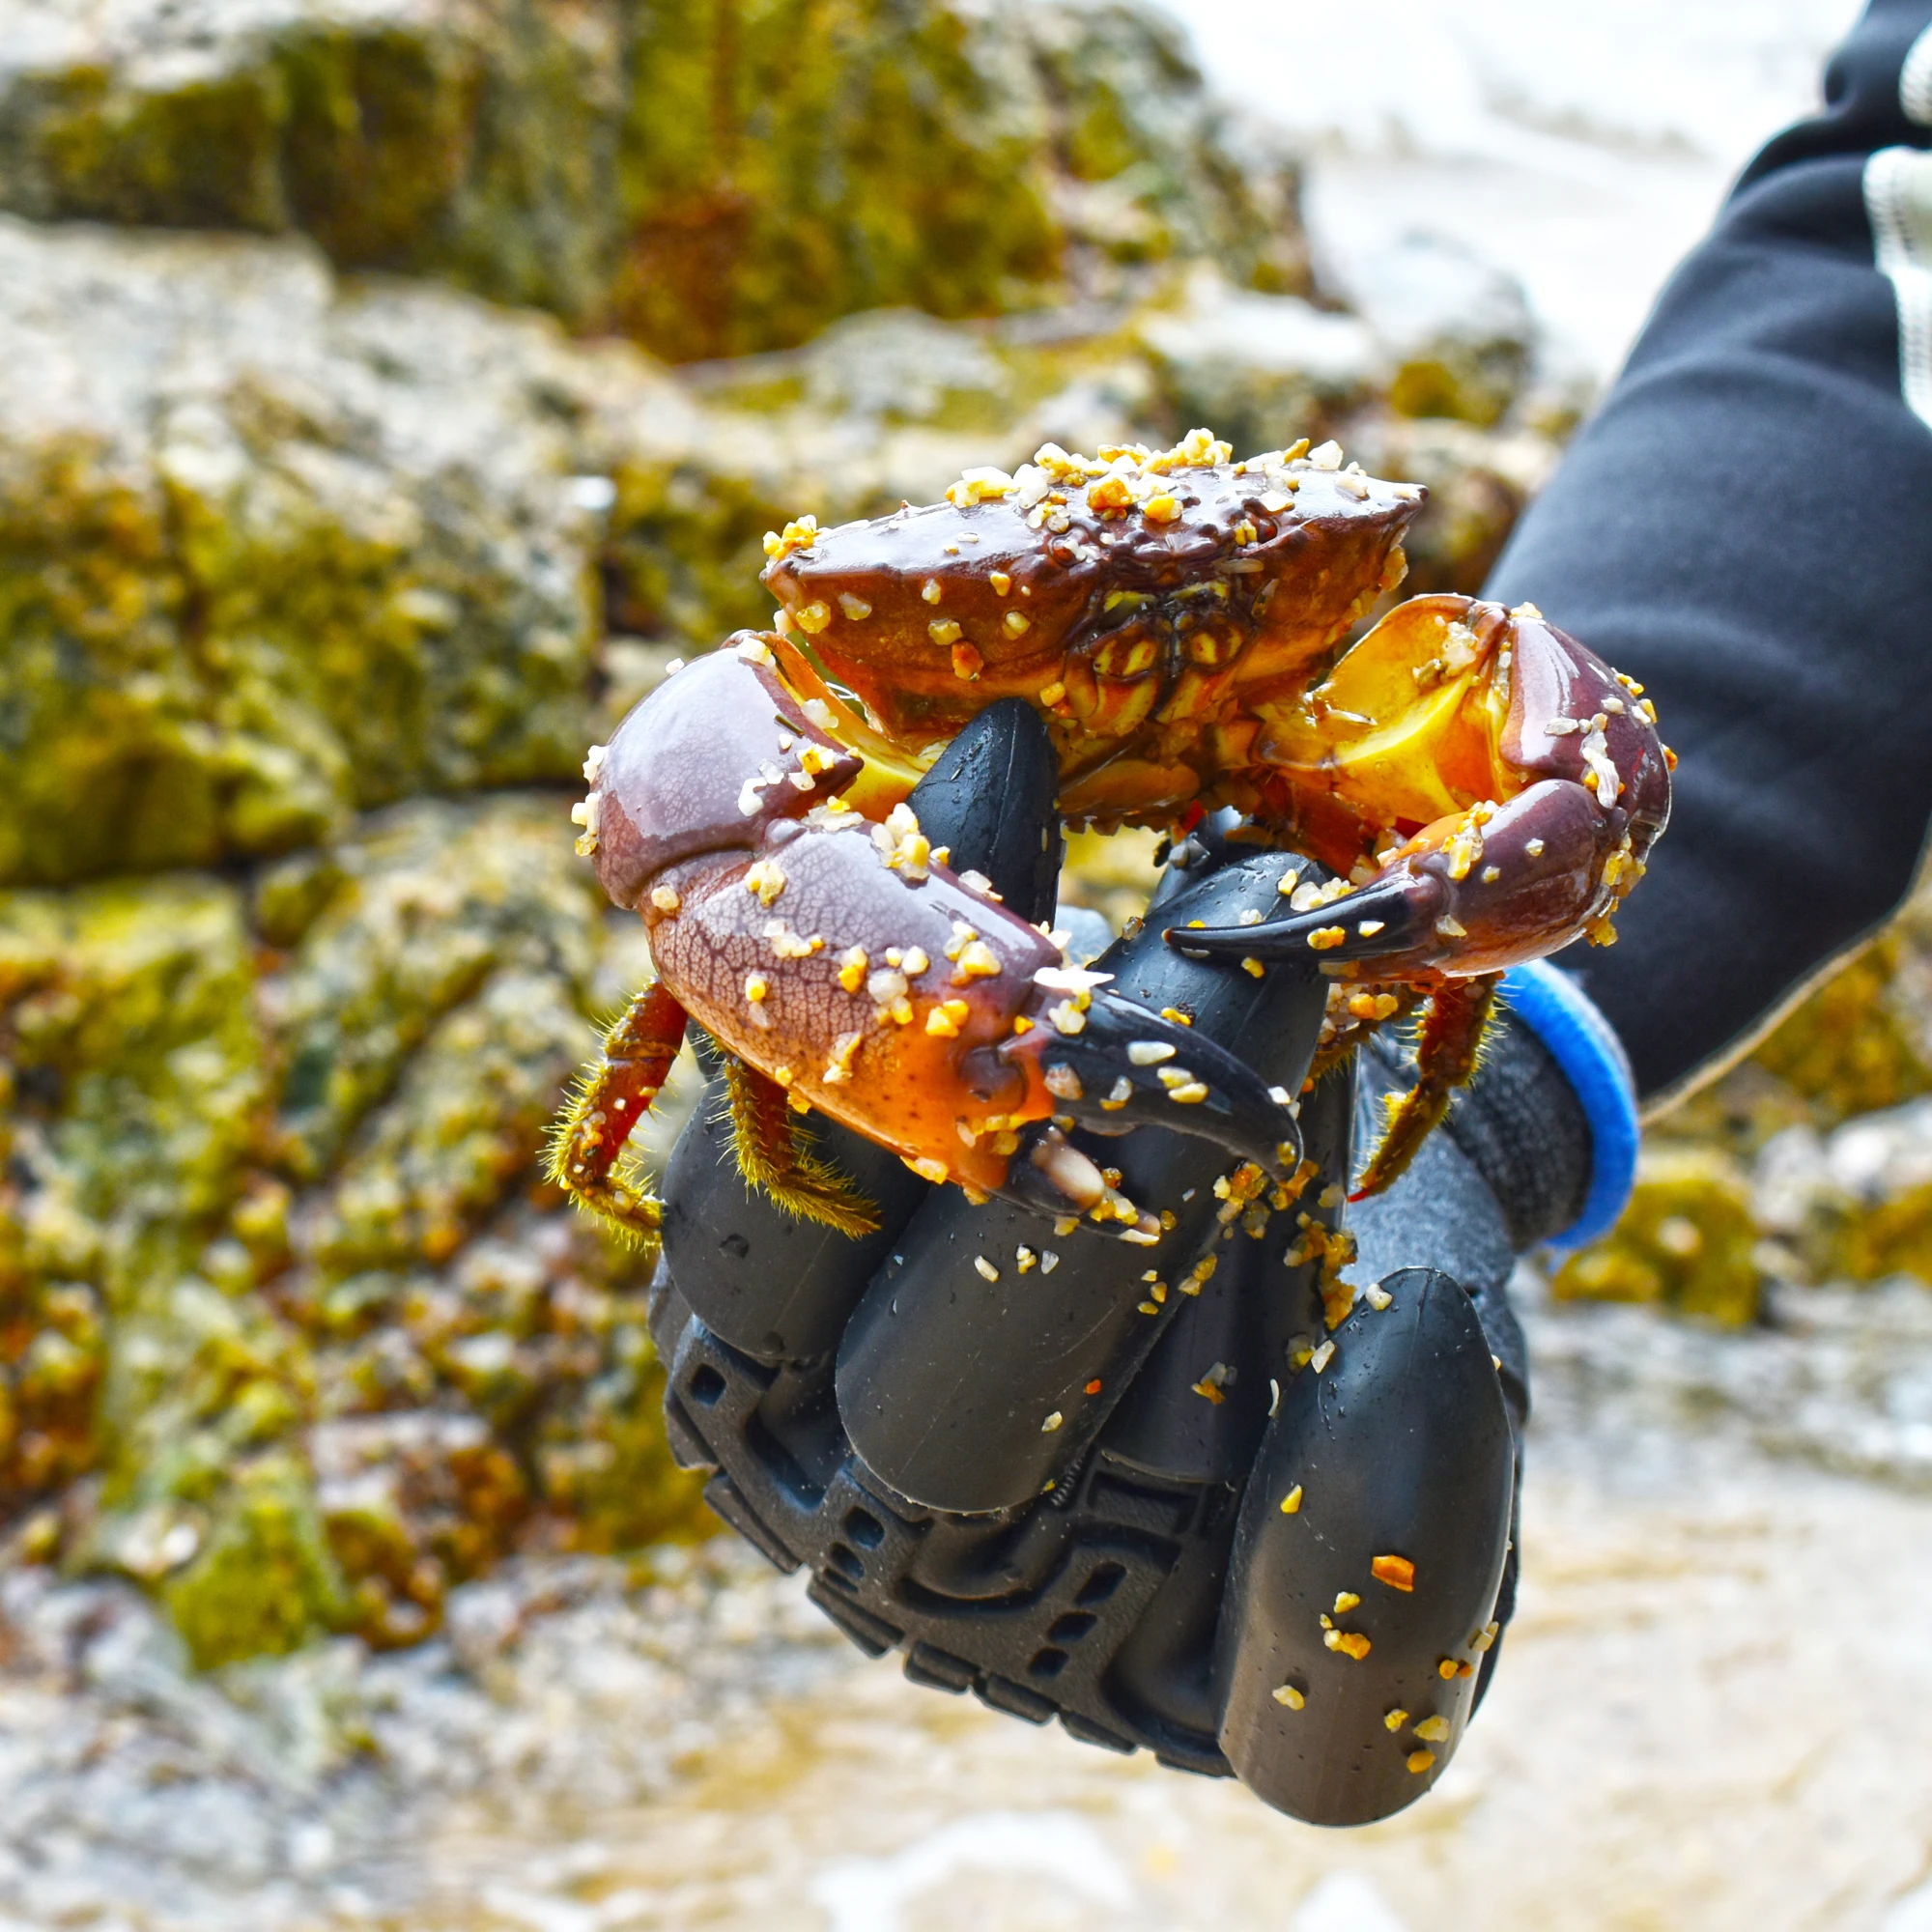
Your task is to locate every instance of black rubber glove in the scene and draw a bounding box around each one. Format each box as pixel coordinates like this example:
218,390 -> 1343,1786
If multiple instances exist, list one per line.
648,703 -> 1580,1824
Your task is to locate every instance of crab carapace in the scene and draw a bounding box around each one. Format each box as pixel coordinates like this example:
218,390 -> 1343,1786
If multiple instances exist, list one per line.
549,430 -> 1670,1242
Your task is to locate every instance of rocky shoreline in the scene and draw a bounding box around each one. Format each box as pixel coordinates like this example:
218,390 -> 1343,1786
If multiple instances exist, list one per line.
7,1276 -> 1932,1929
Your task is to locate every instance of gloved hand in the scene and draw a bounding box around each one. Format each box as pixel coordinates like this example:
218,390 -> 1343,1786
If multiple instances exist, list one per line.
646,700 -> 1635,1825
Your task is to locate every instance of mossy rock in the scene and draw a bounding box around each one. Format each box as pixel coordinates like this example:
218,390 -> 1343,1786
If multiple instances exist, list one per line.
161,1451 -> 352,1670
1,796 -> 710,1664
0,217 -> 609,889
0,0 -> 1307,362
1749,933 -> 1932,1124
1007,0 -> 1308,295
607,0 -> 1060,362
1823,1180 -> 1932,1287
1554,1146 -> 1760,1327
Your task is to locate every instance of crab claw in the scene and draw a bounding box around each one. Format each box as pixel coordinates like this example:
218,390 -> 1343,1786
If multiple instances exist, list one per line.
1180,599 -> 1670,981
1174,776 -> 1641,980
1175,868 -> 1443,972
1000,984 -> 1302,1187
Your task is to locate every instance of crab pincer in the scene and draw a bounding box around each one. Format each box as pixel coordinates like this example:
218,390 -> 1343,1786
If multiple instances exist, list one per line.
1171,597 -> 1669,1196
994,986 -> 1303,1227
559,634 -> 1298,1238
1176,597 -> 1672,978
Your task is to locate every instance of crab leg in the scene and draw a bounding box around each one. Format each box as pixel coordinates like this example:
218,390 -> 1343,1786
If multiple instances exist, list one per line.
547,980 -> 688,1239
1180,596 -> 1672,977
569,638 -> 1300,1236
1350,973 -> 1498,1202
719,1052 -> 883,1237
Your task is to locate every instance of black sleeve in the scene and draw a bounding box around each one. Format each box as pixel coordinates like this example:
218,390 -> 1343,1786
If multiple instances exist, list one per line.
1483,0 -> 1932,1105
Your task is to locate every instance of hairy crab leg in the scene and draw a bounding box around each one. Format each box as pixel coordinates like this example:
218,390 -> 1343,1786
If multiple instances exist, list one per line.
1178,596 -> 1672,977
546,980 -> 688,1239
718,1053 -> 882,1236
569,637 -> 1299,1235
1350,973 -> 1499,1201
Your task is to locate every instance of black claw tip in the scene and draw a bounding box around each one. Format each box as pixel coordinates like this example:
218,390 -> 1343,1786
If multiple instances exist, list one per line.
1168,872 -> 1443,968
1005,991 -> 1300,1180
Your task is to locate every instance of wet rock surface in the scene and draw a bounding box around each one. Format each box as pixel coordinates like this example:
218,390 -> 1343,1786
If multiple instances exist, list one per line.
0,1539 -> 851,1930
0,796 -> 714,1663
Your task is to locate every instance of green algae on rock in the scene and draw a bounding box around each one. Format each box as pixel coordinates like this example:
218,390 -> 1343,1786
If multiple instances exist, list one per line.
0,0 -> 627,312
607,0 -> 1062,362
0,797 -> 709,1665
0,216 -> 611,888
0,0 -> 1307,363
1554,1146 -> 1762,1328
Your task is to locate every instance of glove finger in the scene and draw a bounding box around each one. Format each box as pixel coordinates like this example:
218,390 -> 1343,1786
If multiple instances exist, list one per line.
659,697 -> 1064,1364
1214,1265 -> 1515,1826
658,1093 -> 930,1363
834,846 -> 1331,1515
1094,1062 -> 1354,1489
1349,1040 -> 1531,1440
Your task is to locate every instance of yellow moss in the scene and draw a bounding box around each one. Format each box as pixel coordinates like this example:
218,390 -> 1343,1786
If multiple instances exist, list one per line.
19,65 -> 287,231
609,0 -> 1060,363
1832,1184 -> 1932,1286
1,803 -> 708,1659
161,1453 -> 350,1669
1749,935 -> 1932,1123
1058,826 -> 1166,932
1554,1146 -> 1760,1326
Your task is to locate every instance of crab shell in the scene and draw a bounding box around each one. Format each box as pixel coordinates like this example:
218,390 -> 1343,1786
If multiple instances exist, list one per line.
761,457 -> 1423,824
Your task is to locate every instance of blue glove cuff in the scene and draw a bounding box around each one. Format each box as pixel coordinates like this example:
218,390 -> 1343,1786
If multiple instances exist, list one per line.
1495,960 -> 1639,1250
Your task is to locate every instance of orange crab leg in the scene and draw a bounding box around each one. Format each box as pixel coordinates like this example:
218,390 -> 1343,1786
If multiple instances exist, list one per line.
546,980 -> 687,1238
1350,973 -> 1499,1202
718,1052 -> 883,1237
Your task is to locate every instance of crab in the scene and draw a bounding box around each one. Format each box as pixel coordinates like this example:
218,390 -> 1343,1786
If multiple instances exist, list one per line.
549,429 -> 1670,1243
